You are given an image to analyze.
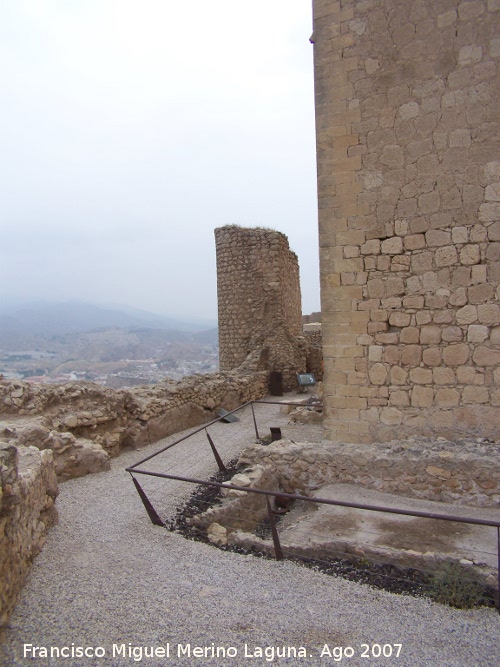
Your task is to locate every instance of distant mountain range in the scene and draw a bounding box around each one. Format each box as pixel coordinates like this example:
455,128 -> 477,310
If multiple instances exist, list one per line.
0,301 -> 217,336
0,301 -> 219,384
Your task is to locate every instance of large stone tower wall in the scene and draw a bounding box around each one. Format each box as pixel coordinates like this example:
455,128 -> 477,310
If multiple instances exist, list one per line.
313,0 -> 500,442
215,226 -> 306,390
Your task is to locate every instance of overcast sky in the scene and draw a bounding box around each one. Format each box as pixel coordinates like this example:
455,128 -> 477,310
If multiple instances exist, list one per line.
0,0 -> 319,324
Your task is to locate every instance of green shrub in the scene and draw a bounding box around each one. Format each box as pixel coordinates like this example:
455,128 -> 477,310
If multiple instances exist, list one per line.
427,562 -> 487,609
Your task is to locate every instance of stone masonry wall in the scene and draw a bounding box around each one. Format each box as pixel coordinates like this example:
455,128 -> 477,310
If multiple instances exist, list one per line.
0,371 -> 268,481
215,226 -> 307,391
0,443 -> 58,626
0,370 -> 267,626
313,0 -> 500,442
303,326 -> 324,380
239,437 -> 500,506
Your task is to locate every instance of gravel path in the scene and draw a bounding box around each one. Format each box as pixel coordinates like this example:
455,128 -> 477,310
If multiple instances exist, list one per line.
1,402 -> 499,667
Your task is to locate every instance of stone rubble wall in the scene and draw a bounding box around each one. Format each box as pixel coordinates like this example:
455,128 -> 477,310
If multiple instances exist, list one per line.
238,437 -> 500,506
0,443 -> 58,626
0,370 -> 267,626
215,226 -> 307,391
189,464 -> 280,535
303,328 -> 324,380
313,0 -> 500,442
0,371 -> 268,481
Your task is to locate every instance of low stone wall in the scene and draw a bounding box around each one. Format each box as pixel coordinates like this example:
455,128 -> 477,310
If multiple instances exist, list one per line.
238,438 -> 500,507
121,371 -> 268,448
303,327 -> 323,381
189,464 -> 280,538
0,371 -> 268,480
0,370 -> 268,627
0,443 -> 58,626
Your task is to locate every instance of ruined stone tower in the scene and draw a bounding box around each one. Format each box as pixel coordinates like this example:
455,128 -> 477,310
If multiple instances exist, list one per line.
313,0 -> 500,442
215,225 -> 306,391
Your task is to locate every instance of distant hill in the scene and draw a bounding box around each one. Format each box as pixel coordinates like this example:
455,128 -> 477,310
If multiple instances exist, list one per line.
0,302 -> 219,384
0,301 -> 216,337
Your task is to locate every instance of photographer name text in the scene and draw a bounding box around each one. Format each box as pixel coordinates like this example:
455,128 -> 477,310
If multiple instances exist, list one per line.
23,642 -> 403,662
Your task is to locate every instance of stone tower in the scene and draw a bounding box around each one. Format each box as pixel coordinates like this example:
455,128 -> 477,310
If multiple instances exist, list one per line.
313,0 -> 500,442
215,225 -> 306,391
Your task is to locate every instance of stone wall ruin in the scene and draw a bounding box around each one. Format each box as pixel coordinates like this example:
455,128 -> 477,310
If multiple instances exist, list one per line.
0,443 -> 58,626
215,226 -> 308,392
313,0 -> 500,442
0,369 -> 268,626
0,371 -> 268,481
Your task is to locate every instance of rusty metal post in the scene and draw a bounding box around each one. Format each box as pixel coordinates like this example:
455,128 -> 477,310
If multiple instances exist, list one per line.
205,430 -> 227,472
266,495 -> 283,561
131,476 -> 164,527
497,527 -> 500,613
270,427 -> 282,441
251,403 -> 260,440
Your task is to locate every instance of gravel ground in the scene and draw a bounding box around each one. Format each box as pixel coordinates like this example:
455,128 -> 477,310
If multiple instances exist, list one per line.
1,402 -> 499,667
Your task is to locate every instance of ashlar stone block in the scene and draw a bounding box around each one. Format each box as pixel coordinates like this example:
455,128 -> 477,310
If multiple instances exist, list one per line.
404,234 -> 426,250
419,192 -> 440,214
473,346 -> 500,365
368,362 -> 388,385
460,244 -> 481,265
488,222 -> 500,241
449,287 -> 468,307
368,345 -> 383,361
456,304 -> 478,324
485,183 -> 500,202
386,278 -> 405,296
420,325 -> 442,344
381,144 -> 404,168
381,236 -> 404,254
390,366 -> 408,385
437,10 -> 457,28
416,310 -> 433,325
384,345 -> 401,364
389,312 -> 411,327
401,345 -> 422,366
479,202 -> 500,223
361,239 -> 381,254
458,2 -> 486,21
400,326 -> 420,343
470,225 -> 488,242
433,367 -> 456,384
423,347 -> 442,366
477,303 -> 500,324
451,226 -> 469,244
389,390 -> 410,406
411,385 -> 434,407
380,407 -> 403,424
411,251 -> 433,273
435,245 -> 459,267
435,388 -> 460,407
462,386 -> 490,403
426,229 -> 451,246
457,365 -> 483,384
458,44 -> 483,66
471,264 -> 487,283
468,283 -> 495,303
442,326 -> 463,342
410,367 -> 433,384
467,324 -> 489,342
442,343 -> 470,366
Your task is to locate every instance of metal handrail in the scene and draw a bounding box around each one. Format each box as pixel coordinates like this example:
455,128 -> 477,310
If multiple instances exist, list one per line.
126,399 -> 500,611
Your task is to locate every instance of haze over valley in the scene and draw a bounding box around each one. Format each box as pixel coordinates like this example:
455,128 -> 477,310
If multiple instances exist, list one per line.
0,301 -> 218,387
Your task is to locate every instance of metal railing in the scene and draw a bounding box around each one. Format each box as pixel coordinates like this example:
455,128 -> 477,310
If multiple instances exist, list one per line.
126,400 -> 500,611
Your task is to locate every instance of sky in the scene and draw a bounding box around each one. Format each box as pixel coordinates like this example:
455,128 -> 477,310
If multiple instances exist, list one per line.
0,0 -> 319,324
